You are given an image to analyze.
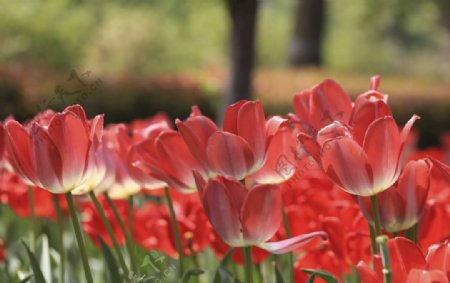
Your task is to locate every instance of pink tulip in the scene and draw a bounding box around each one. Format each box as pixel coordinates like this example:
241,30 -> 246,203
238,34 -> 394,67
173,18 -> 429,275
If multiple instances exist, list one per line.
358,159 -> 432,232
298,78 -> 419,196
293,79 -> 353,134
4,105 -> 103,194
177,102 -> 299,183
194,173 -> 327,253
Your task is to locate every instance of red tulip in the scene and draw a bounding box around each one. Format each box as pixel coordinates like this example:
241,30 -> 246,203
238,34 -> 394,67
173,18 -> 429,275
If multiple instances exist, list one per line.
358,237 -> 450,283
129,130 -> 207,193
426,241 -> 450,279
358,159 -> 432,232
297,77 -> 420,196
4,105 -> 103,194
81,196 -> 127,247
299,111 -> 418,196
292,79 -> 353,134
177,103 -> 299,183
177,101 -> 269,180
0,171 -> 68,220
194,173 -> 327,253
99,124 -> 143,198
133,202 -> 177,257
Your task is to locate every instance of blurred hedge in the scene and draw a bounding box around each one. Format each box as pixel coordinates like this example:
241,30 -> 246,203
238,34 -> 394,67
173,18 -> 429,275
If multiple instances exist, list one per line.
1,67 -> 448,148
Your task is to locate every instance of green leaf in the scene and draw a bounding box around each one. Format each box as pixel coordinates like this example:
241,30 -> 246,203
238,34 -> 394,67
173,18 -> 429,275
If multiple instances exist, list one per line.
39,235 -> 52,283
306,275 -> 317,283
21,241 -> 47,283
302,269 -> 339,283
98,236 -> 122,283
213,248 -> 235,283
274,263 -> 285,283
19,275 -> 33,283
181,268 -> 205,283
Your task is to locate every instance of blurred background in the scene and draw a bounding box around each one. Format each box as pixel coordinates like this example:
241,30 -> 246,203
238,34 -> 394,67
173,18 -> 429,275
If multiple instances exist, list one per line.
0,0 -> 448,147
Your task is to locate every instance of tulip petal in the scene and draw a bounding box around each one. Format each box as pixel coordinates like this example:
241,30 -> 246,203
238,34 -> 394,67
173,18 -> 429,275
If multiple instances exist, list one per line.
202,179 -> 243,246
293,90 -> 312,126
31,125 -> 63,193
310,79 -> 353,129
363,117 -> 402,194
387,237 -> 427,283
207,132 -> 254,180
237,101 -> 267,166
406,269 -> 449,283
176,115 -> 218,172
426,242 -> 450,275
321,137 -> 374,196
127,145 -> 167,190
250,127 -> 298,184
5,121 -> 38,185
351,92 -> 392,145
223,100 -> 246,134
241,184 -> 282,244
257,231 -> 327,254
47,111 -> 90,191
156,131 -> 204,192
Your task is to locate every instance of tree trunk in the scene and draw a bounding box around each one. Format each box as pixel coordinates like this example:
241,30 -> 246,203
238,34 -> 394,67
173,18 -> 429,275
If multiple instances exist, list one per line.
218,0 -> 259,123
288,0 -> 325,66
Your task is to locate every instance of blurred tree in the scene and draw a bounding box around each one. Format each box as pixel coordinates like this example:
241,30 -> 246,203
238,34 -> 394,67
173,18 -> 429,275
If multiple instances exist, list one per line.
435,0 -> 450,31
288,0 -> 325,66
219,0 -> 259,122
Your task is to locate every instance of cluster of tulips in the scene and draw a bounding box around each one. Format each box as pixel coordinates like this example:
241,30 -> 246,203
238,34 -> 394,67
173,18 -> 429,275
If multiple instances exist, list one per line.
0,76 -> 449,283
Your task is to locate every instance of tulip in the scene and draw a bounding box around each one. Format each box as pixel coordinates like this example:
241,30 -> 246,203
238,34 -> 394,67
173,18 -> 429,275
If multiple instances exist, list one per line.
358,159 -> 432,233
177,101 -> 268,180
194,173 -> 327,253
129,130 -> 207,193
4,105 -> 103,194
357,237 -> 450,283
298,77 -> 420,196
81,196 -> 128,247
292,79 -> 353,134
177,102 -> 299,183
299,110 -> 419,197
0,171 -> 68,220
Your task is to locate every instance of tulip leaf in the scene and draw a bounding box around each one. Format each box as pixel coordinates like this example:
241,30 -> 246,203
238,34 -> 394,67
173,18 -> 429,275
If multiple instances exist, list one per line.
98,236 -> 122,283
39,235 -> 52,283
21,241 -> 47,283
302,269 -> 339,283
181,268 -> 205,283
213,248 -> 236,283
19,275 -> 33,283
273,263 -> 285,283
306,275 -> 316,283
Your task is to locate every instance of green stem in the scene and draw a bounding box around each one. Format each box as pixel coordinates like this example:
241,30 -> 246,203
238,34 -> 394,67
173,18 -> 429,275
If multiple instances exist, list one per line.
405,223 -> 419,243
65,192 -> 93,283
369,224 -> 377,254
164,187 -> 185,277
88,191 -> 130,279
103,192 -> 137,272
281,207 -> 293,283
52,194 -> 65,283
242,246 -> 253,283
28,187 -> 36,252
377,235 -> 392,283
392,231 -> 399,238
370,195 -> 382,253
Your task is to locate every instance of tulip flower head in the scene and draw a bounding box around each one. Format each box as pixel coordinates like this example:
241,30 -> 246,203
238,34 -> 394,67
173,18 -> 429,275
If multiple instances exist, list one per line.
4,105 -> 104,194
298,78 -> 419,196
194,172 -> 327,253
358,159 -> 432,232
177,102 -> 299,183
